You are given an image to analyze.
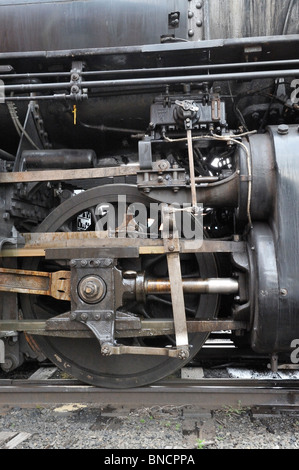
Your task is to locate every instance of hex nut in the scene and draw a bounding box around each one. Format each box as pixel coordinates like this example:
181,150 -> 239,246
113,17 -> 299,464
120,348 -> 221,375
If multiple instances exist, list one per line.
101,345 -> 112,356
78,275 -> 106,304
277,124 -> 289,135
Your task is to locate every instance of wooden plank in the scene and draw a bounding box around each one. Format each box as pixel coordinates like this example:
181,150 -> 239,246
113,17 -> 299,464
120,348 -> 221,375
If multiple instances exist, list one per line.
28,366 -> 58,381
4,432 -> 31,449
0,432 -> 17,447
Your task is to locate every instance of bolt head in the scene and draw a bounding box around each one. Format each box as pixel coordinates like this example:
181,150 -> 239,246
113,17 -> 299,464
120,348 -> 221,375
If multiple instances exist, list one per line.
278,124 -> 289,135
178,349 -> 189,360
84,284 -> 96,296
1,357 -> 13,372
71,85 -> 80,94
78,275 -> 106,304
101,345 -> 112,356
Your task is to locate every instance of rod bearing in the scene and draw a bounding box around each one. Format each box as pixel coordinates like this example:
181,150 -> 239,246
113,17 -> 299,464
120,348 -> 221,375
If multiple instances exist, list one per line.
77,275 -> 106,304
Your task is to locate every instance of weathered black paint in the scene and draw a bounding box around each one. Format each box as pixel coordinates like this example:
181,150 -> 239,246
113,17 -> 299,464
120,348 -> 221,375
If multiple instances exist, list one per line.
250,126 -> 299,353
0,0 -> 188,52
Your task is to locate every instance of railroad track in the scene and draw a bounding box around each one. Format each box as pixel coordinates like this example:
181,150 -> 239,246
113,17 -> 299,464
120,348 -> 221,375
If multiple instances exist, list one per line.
1,367 -> 299,416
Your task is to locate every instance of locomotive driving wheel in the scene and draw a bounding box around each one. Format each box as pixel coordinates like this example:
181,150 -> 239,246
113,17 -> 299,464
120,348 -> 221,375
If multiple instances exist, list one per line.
20,184 -> 219,388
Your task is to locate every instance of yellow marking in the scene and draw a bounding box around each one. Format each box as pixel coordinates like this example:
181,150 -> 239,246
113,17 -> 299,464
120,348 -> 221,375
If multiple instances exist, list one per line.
72,105 -> 77,125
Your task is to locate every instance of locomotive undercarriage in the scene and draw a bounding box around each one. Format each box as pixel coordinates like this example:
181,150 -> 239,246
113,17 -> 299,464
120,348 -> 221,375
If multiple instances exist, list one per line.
0,34 -> 299,387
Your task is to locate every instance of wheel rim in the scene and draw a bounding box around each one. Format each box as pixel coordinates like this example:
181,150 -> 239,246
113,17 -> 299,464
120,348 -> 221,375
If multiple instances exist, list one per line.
21,184 -> 219,388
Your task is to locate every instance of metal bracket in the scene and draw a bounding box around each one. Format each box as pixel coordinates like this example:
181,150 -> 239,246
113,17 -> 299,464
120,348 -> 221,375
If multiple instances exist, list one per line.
0,226 -> 25,251
96,343 -> 187,358
70,61 -> 87,101
77,312 -> 115,350
186,128 -> 198,210
70,258 -> 116,351
0,237 -> 18,251
162,205 -> 189,359
30,101 -> 51,149
168,11 -> 180,29
138,137 -> 153,170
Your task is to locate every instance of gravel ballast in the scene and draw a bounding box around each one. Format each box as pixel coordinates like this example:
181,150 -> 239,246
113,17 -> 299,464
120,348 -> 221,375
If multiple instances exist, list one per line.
1,364 -> 299,450
0,403 -> 299,450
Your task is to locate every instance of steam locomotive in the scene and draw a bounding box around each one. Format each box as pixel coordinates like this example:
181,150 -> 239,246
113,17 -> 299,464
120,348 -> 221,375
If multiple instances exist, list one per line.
0,0 -> 299,388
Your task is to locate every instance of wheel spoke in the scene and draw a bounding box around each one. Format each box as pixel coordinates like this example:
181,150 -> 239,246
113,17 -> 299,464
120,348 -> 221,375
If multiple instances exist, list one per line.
147,294 -> 197,315
20,184 -> 219,388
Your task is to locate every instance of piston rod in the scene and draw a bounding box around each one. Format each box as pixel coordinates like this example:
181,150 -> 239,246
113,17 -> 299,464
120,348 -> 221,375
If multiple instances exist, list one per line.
144,278 -> 239,295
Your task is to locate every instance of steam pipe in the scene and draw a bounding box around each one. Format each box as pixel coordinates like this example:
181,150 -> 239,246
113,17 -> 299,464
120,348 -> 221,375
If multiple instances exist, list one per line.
2,68 -> 299,94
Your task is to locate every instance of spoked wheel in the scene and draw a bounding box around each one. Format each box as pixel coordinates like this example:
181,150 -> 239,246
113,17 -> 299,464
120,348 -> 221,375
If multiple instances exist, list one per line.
21,185 -> 219,388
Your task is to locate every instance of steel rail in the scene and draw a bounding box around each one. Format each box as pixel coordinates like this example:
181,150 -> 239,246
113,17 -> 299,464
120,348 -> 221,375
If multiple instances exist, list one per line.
0,378 -> 298,410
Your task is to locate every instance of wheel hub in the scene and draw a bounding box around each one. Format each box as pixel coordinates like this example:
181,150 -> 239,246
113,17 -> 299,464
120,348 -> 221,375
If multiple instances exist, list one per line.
78,275 -> 106,304
20,184 -> 219,388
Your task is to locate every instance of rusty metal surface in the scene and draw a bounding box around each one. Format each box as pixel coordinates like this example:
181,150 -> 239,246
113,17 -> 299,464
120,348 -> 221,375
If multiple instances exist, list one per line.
0,165 -> 139,184
0,232 -> 246,258
0,268 -> 70,301
0,319 -> 248,338
145,278 -> 239,295
118,319 -> 248,338
0,263 -> 239,322
45,247 -> 140,260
